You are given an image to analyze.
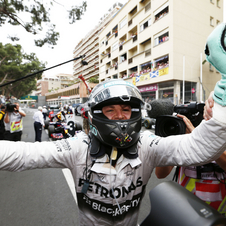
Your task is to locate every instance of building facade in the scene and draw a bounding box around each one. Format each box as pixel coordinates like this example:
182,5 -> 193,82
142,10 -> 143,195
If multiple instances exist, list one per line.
37,73 -> 76,99
56,73 -> 76,89
99,0 -> 223,104
44,0 -> 223,105
73,2 -> 124,81
36,75 -> 61,96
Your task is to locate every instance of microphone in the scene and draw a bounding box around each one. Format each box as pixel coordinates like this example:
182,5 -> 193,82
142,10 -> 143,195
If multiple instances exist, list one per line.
147,99 -> 174,118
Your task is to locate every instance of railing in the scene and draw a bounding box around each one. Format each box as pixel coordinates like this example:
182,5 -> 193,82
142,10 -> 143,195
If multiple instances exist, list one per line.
133,35 -> 137,42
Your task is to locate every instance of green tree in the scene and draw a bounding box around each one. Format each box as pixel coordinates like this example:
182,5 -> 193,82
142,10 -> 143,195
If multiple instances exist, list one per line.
0,0 -> 87,47
0,42 -> 45,98
89,76 -> 99,83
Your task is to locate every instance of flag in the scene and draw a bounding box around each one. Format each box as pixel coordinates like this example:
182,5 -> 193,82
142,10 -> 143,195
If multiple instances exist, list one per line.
136,75 -> 140,83
150,70 -> 159,78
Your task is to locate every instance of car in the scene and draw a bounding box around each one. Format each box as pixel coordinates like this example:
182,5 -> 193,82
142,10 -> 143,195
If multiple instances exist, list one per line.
47,112 -> 82,140
48,105 -> 60,119
74,104 -> 82,116
44,105 -> 61,129
48,105 -> 60,115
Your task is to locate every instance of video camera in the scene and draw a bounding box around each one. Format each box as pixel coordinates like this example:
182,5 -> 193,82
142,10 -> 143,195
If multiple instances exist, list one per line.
155,102 -> 205,137
6,103 -> 16,112
140,181 -> 226,226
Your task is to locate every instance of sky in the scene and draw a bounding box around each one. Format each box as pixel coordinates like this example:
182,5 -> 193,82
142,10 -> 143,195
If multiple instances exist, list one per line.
1,0 -> 226,77
1,0 -> 128,77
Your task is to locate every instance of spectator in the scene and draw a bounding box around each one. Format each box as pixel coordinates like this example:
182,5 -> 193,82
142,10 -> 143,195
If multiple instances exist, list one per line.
42,106 -> 48,120
33,106 -> 45,142
4,102 -> 26,141
0,104 -> 6,140
0,95 -> 5,105
64,104 -> 73,114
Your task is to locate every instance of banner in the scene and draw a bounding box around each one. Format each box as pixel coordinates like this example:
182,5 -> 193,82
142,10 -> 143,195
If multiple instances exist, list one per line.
132,77 -> 136,85
159,67 -> 169,76
20,95 -> 38,100
139,73 -> 150,82
138,84 -> 158,93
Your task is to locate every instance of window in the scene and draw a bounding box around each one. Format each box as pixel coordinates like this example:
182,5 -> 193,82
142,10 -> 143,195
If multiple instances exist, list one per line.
154,5 -> 169,23
154,31 -> 169,46
210,0 -> 214,3
120,53 -> 127,63
154,55 -> 169,70
129,6 -> 137,17
106,32 -> 111,38
140,18 -> 151,32
120,17 -> 127,29
145,2 -> 151,12
210,17 -> 214,26
180,82 -> 197,102
217,0 -> 220,7
112,42 -> 119,52
217,20 -> 220,25
140,62 -> 152,74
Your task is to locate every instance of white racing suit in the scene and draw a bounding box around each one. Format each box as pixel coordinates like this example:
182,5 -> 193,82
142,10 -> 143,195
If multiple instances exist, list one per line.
1,115 -> 226,225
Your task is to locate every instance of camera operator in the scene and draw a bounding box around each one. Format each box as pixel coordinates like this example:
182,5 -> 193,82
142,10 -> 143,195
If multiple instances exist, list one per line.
155,112 -> 226,216
4,102 -> 26,141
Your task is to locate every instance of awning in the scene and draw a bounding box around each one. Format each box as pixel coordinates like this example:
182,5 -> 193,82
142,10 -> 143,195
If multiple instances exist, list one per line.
155,56 -> 168,63
141,61 -> 152,67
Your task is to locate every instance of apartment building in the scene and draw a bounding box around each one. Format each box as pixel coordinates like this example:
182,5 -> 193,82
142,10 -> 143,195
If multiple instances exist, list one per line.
99,0 -> 223,104
36,75 -> 61,96
44,3 -> 124,105
73,2 -> 124,82
36,73 -> 77,96
56,73 -> 76,89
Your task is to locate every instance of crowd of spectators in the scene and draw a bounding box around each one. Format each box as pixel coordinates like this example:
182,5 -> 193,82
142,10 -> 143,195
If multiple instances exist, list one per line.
156,35 -> 169,45
121,61 -> 169,79
154,61 -> 169,71
154,9 -> 169,23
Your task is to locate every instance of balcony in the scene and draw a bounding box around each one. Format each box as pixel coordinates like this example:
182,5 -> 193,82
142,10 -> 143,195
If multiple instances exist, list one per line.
132,35 -> 137,42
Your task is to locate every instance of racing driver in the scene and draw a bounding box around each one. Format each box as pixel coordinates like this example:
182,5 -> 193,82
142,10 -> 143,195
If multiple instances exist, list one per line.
0,23 -> 226,226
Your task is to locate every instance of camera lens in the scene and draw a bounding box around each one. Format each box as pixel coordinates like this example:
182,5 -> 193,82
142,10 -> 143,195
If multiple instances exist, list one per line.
155,116 -> 186,137
162,120 -> 182,136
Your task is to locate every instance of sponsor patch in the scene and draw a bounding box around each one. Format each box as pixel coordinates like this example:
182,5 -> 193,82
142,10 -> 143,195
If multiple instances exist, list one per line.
54,139 -> 72,152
